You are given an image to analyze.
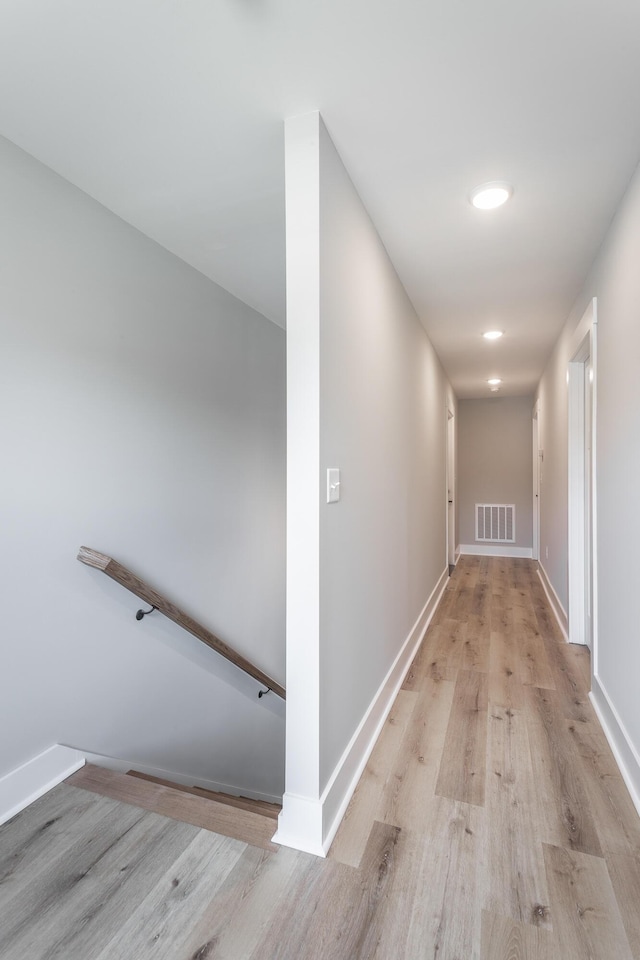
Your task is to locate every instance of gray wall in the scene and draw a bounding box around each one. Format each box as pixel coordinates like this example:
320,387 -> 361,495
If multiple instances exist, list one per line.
457,397 -> 533,548
0,135 -> 286,797
318,120 -> 455,788
536,156 -> 640,797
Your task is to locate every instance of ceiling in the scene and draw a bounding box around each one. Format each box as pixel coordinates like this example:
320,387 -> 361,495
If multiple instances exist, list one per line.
2,0 -> 640,398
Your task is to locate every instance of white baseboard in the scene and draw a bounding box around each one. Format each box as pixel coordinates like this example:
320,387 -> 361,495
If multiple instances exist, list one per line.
271,792 -> 328,857
459,544 -> 533,559
537,563 -> 569,641
275,566 -> 449,857
80,750 -> 282,806
0,745 -> 85,826
590,675 -> 640,819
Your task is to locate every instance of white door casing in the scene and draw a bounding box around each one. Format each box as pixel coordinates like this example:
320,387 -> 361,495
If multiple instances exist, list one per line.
446,408 -> 456,567
567,298 -> 597,655
532,402 -> 541,562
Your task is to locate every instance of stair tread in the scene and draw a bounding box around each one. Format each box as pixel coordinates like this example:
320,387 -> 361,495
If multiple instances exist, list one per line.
190,787 -> 281,819
126,770 -> 202,795
126,771 -> 281,818
66,765 -> 278,852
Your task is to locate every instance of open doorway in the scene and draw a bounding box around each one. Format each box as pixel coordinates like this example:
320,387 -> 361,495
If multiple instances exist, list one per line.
532,402 -> 541,561
567,299 -> 597,653
446,408 -> 456,573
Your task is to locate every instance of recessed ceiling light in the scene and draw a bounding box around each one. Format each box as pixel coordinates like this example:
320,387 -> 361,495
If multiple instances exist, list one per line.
470,182 -> 513,210
487,378 -> 502,385
483,330 -> 504,340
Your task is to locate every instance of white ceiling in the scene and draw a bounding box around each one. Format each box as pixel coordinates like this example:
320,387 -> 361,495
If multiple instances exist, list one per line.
2,0 -> 640,397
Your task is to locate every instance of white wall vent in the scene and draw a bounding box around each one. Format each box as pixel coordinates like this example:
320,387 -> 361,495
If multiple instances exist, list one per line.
476,504 -> 515,543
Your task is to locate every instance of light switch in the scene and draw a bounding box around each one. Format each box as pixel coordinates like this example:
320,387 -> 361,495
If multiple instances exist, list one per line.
327,468 -> 341,503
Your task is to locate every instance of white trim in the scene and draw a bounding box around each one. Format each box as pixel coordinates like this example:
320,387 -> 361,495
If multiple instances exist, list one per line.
283,111 -> 322,816
274,566 -> 450,856
458,543 -> 533,559
590,675 -> 640,819
567,353 -> 586,643
590,306 -> 599,673
536,563 -> 569,641
271,793 -> 326,857
567,298 -> 597,650
79,750 -> 282,806
532,402 -> 540,562
0,745 -> 85,825
446,407 -> 456,568
320,566 -> 449,852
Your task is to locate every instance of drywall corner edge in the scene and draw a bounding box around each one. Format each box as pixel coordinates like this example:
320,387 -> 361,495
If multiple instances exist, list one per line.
0,744 -> 85,825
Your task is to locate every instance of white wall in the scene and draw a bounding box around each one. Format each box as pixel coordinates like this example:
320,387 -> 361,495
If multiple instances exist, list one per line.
318,120 -> 453,785
0,135 -> 286,799
279,113 -> 454,854
536,157 -> 640,807
457,397 -> 533,549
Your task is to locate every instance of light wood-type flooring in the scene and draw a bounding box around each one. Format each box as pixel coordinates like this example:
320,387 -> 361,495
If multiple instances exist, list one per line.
2,557 -> 640,959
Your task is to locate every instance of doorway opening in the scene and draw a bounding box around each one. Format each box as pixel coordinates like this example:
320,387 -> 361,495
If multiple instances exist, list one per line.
532,402 -> 541,561
446,408 -> 456,574
567,299 -> 597,654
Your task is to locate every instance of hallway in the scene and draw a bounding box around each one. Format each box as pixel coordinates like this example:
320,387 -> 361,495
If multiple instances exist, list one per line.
1,558 -> 639,959
328,556 -> 640,957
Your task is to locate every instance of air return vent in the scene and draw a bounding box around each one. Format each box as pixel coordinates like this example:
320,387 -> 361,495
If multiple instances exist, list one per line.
476,504 -> 515,543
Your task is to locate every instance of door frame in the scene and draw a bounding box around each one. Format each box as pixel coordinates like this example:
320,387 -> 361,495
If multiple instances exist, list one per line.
532,401 -> 541,561
567,298 -> 598,656
446,406 -> 456,568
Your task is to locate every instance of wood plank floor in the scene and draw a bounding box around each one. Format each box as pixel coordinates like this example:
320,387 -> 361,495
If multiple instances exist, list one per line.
2,557 -> 640,959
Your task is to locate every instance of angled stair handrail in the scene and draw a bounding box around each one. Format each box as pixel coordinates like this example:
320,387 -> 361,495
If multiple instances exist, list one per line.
77,546 -> 285,700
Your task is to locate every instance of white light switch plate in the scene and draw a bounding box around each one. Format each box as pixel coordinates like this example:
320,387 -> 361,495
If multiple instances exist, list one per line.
327,468 -> 341,503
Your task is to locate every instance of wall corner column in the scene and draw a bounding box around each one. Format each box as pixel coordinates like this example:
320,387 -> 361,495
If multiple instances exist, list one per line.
273,112 -> 325,856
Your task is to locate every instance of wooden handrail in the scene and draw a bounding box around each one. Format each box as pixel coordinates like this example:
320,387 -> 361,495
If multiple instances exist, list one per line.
77,546 -> 285,700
